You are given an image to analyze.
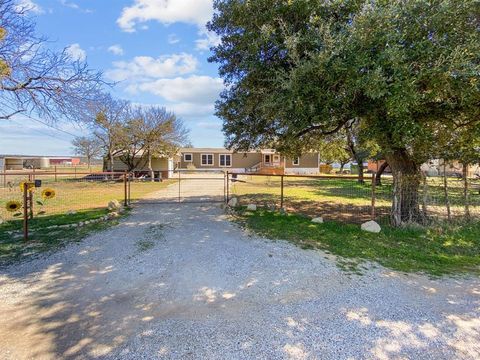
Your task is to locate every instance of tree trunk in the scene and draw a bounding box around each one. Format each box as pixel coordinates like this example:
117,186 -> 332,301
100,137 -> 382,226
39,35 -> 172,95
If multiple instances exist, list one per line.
463,163 -> 470,219
102,156 -> 108,172
357,158 -> 365,184
385,149 -> 423,226
109,152 -> 115,179
375,161 -> 389,186
443,162 -> 451,221
148,151 -> 154,182
339,163 -> 345,174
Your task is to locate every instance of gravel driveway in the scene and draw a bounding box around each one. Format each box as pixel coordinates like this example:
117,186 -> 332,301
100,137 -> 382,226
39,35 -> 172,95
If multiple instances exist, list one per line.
0,194 -> 479,359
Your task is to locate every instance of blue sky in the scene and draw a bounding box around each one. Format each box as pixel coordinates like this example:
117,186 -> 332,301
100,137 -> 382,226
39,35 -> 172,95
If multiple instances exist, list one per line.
0,0 -> 225,156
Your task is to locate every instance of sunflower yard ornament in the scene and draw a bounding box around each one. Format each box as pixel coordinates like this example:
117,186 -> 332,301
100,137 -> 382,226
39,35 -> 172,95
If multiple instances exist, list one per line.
6,200 -> 22,213
36,187 -> 56,215
41,188 -> 56,200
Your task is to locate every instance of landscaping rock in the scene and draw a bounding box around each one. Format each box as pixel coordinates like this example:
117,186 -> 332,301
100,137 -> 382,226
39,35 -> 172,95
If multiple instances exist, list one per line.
279,208 -> 287,215
108,200 -> 122,212
246,204 -> 257,211
311,217 -> 324,224
227,197 -> 238,207
108,212 -> 120,220
361,220 -> 381,233
65,210 -> 76,216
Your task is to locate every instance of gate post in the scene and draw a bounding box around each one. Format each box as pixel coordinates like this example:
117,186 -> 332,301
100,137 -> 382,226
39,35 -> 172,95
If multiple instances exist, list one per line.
178,169 -> 181,202
226,171 -> 230,204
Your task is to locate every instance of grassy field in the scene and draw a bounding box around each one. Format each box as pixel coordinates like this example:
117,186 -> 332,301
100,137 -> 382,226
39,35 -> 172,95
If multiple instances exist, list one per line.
0,208 -> 127,266
0,178 -> 175,221
235,208 -> 480,276
230,175 -> 480,224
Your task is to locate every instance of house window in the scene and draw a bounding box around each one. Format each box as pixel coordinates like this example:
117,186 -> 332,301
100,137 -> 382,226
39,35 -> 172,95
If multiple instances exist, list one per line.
219,154 -> 232,167
292,157 -> 300,166
201,154 -> 214,166
184,153 -> 193,162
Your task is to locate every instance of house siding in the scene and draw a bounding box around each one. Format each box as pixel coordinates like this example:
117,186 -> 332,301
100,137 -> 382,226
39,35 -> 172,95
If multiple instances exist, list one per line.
285,153 -> 319,169
179,151 -> 262,170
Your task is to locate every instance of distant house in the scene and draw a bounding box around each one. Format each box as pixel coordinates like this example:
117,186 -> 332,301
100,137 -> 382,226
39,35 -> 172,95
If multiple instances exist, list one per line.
112,148 -> 321,179
178,148 -> 320,175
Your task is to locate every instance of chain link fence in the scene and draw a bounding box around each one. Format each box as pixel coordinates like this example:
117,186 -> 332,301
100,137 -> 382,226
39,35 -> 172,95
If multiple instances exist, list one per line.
227,173 -> 480,225
0,171 -> 130,222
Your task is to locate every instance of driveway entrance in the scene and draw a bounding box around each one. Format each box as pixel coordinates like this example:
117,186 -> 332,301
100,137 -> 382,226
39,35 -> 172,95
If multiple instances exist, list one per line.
143,170 -> 226,203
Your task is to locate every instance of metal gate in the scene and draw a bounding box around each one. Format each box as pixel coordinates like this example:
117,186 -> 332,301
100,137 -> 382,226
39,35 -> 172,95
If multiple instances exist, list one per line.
139,169 -> 227,203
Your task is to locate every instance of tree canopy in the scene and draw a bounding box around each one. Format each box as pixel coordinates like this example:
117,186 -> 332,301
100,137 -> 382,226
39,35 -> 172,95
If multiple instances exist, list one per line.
208,0 -> 480,225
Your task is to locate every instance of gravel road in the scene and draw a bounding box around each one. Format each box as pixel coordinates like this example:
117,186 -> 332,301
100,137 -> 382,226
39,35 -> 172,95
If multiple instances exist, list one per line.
0,199 -> 479,359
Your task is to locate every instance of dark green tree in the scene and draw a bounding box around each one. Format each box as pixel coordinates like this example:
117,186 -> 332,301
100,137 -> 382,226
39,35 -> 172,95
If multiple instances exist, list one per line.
208,0 -> 480,226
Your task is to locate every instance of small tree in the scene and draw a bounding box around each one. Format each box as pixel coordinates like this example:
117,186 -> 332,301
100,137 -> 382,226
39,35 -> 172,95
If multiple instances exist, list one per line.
88,94 -> 129,172
72,136 -> 102,167
117,106 -> 189,175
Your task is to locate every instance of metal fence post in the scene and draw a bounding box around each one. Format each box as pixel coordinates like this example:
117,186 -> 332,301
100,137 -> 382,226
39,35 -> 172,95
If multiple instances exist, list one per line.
226,171 -> 230,203
280,175 -> 284,209
371,172 -> 376,221
128,172 -> 131,205
23,185 -> 29,241
178,170 -> 181,202
123,171 -> 128,207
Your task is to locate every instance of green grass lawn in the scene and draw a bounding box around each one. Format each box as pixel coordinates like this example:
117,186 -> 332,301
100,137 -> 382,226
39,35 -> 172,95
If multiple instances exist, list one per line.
0,208 -> 129,266
230,176 -> 480,223
235,208 -> 480,276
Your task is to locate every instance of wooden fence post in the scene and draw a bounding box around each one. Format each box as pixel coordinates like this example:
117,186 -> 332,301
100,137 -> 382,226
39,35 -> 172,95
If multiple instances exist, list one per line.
54,165 -> 57,182
23,185 -> 29,241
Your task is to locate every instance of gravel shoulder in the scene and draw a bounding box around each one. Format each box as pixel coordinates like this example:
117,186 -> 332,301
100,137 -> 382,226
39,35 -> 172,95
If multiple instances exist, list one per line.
0,200 -> 479,359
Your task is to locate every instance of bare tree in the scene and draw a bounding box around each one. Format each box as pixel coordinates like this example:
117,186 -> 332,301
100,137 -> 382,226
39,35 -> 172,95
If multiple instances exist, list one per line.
118,106 -> 189,176
72,136 -> 102,167
88,94 -> 129,172
0,0 -> 105,121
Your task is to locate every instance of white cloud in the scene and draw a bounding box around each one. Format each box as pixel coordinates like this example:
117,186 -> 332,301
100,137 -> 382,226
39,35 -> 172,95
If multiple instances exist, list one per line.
117,0 -> 213,33
108,44 -> 124,56
128,75 -> 223,104
168,33 -> 180,45
16,0 -> 44,14
195,29 -> 221,51
106,53 -> 198,82
59,0 -> 93,13
66,43 -> 86,61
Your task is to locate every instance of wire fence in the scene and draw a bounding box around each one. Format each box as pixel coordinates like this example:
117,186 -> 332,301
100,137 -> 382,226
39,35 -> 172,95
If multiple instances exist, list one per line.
0,171 -> 130,222
227,173 -> 480,225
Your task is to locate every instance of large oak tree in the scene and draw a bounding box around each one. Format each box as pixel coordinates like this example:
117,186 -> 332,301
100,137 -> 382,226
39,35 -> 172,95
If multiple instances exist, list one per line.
208,0 -> 480,226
